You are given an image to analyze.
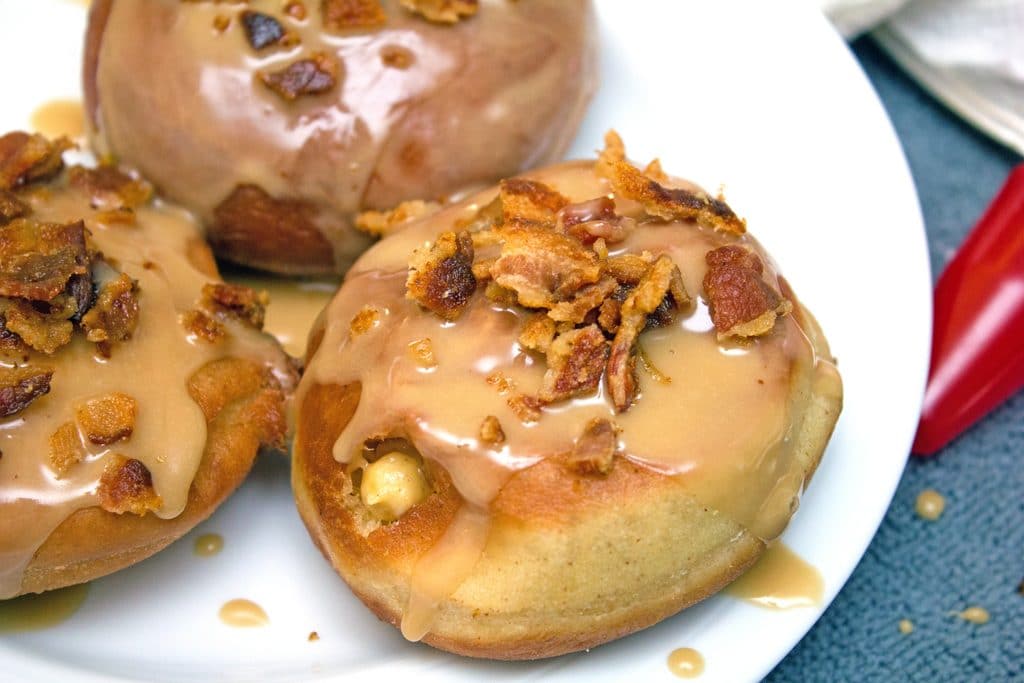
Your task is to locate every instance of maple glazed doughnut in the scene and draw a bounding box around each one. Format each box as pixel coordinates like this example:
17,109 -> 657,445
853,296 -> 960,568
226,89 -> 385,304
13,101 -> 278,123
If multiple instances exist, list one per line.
292,133 -> 844,659
0,132 -> 296,598
84,0 -> 597,275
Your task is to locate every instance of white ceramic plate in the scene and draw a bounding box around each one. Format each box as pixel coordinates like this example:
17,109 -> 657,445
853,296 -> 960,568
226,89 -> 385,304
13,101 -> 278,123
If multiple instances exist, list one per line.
0,1 -> 931,681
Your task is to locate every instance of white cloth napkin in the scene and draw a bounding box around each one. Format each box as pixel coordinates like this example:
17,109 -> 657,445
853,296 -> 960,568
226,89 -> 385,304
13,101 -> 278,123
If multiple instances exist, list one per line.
819,0 -> 1024,154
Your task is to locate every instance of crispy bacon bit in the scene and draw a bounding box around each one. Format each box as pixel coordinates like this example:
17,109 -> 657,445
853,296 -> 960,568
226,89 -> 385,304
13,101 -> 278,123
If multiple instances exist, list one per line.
479,415 -> 504,445
259,52 -> 339,100
49,422 -> 84,477
285,2 -> 308,20
182,308 -> 225,342
202,282 -> 267,329
0,132 -> 71,191
597,298 -> 621,334
0,189 -> 28,225
355,199 -> 439,237
321,0 -> 386,29
350,305 -> 380,337
507,394 -> 542,423
82,274 -> 140,349
0,219 -> 88,301
77,392 -> 137,446
539,324 -> 609,403
400,0 -> 477,23
518,313 -> 556,353
241,10 -> 286,49
557,197 -> 634,245
567,418 -> 616,476
547,276 -> 618,324
499,178 -> 569,229
0,365 -> 52,417
703,245 -> 791,339
98,457 -> 161,515
604,159 -> 745,235
471,257 -> 496,281
486,370 -> 515,395
0,298 -> 74,353
380,44 -> 414,69
643,158 -> 668,183
605,252 -> 653,286
407,337 -> 437,368
607,256 -> 679,412
595,129 -> 626,179
213,14 -> 231,32
68,165 -> 152,211
406,231 -> 476,320
483,280 -> 517,306
491,229 -> 601,309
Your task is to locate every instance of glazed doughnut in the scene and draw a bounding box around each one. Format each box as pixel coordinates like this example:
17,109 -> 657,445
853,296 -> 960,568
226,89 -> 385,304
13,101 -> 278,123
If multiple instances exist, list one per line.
0,132 -> 296,598
292,133 -> 844,659
84,0 -> 597,274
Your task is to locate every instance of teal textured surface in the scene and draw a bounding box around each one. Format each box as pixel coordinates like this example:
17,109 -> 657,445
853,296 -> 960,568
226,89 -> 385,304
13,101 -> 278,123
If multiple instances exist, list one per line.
769,39 -> 1023,682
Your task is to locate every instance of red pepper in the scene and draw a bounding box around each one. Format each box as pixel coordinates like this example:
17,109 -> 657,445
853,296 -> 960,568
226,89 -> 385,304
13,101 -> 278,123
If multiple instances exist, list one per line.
913,163 -> 1024,455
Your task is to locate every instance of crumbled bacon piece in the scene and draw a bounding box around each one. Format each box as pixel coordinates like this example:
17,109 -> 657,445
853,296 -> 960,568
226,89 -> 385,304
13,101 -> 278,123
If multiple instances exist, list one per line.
321,0 -> 386,29
259,52 -> 339,100
68,165 -> 152,211
406,231 -> 476,320
98,457 -> 161,515
0,132 -> 71,190
483,280 -> 517,307
486,370 -> 514,395
595,129 -> 626,179
0,189 -> 27,225
82,274 -> 140,350
202,282 -> 267,329
76,392 -> 137,446
539,324 -> 609,403
49,422 -> 84,477
703,245 -> 791,339
643,158 -> 668,183
557,197 -> 634,245
407,337 -> 437,368
517,313 -> 556,353
0,365 -> 52,417
603,159 -> 745,235
0,298 -> 74,354
605,252 -> 653,286
400,0 -> 477,23
0,219 -> 89,301
479,415 -> 504,445
597,298 -> 621,334
547,276 -> 618,324
507,394 -> 542,423
355,199 -> 439,237
380,45 -> 414,69
607,255 -> 680,412
241,10 -> 286,50
499,178 -> 569,229
491,229 -> 601,308
350,305 -> 380,337
567,418 -> 616,476
182,308 -> 225,343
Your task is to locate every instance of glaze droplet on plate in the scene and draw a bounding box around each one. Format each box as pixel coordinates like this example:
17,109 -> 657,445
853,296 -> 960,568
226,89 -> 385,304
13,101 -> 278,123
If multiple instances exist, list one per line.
219,598 -> 269,627
194,533 -> 224,557
667,647 -> 704,678
725,542 -> 823,609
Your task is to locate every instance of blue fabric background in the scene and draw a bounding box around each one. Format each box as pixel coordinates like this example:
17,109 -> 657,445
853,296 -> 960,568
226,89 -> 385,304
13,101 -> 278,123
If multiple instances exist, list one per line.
768,39 -> 1023,682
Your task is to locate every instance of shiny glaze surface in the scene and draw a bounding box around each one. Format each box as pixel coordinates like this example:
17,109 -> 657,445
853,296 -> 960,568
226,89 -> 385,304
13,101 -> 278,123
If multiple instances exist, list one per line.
91,0 -> 597,272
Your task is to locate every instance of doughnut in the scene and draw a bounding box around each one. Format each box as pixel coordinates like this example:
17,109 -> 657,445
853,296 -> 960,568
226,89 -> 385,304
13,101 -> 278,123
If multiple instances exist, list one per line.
292,133 -> 844,659
0,132 -> 296,598
84,0 -> 598,275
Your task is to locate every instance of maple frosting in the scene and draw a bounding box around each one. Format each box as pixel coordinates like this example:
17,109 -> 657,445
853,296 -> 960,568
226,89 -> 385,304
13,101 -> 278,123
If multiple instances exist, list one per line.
88,0 -> 597,272
0,143 -> 292,598
298,159 -> 843,638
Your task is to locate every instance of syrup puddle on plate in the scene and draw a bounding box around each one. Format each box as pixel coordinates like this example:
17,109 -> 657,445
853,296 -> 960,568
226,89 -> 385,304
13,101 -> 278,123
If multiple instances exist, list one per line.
0,583 -> 89,632
725,541 -> 823,609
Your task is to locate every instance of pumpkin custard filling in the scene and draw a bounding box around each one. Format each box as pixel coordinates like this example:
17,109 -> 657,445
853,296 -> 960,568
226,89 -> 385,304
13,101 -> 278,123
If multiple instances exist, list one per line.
292,132 -> 843,659
0,131 -> 296,599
